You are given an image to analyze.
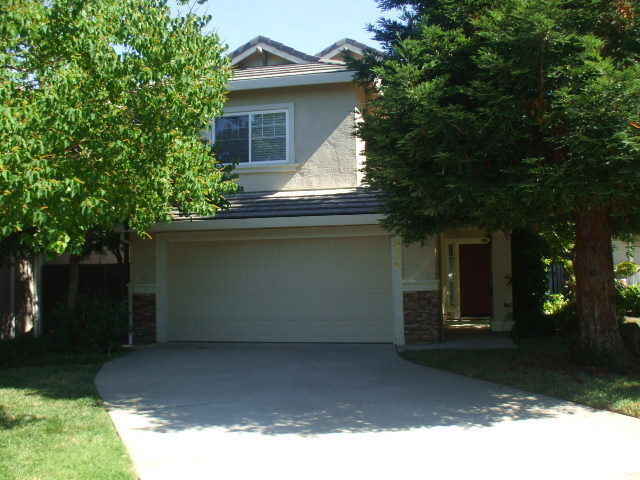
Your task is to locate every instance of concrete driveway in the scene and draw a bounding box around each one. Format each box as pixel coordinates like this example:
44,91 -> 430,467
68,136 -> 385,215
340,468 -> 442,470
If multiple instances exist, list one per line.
96,343 -> 640,480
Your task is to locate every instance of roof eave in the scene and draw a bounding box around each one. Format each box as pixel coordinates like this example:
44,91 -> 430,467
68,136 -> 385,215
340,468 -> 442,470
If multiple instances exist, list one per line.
229,70 -> 356,91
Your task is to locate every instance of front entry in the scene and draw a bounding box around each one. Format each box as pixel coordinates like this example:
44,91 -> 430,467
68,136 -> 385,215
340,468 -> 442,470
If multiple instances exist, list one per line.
442,238 -> 493,321
458,243 -> 492,317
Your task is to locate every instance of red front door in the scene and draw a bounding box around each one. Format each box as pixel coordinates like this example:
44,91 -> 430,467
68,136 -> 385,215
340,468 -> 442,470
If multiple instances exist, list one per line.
458,243 -> 492,317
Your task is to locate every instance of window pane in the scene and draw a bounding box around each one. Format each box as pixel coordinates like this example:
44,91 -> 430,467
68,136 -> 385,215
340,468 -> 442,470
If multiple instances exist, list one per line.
251,112 -> 286,162
215,115 -> 249,163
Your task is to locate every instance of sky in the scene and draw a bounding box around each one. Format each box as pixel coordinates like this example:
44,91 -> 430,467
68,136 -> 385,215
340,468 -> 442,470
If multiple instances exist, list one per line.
169,0 -> 401,55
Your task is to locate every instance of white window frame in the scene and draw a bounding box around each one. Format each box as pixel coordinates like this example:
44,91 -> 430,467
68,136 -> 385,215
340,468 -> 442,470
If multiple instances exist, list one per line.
209,103 -> 294,166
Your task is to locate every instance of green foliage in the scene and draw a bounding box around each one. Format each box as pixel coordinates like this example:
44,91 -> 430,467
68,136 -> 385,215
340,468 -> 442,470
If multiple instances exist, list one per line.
356,0 -> 640,241
0,295 -> 131,361
0,0 -> 239,255
357,0 -> 640,357
616,283 -> 640,317
615,261 -> 640,278
545,292 -> 578,334
543,293 -> 570,315
511,228 -> 553,337
54,296 -> 128,354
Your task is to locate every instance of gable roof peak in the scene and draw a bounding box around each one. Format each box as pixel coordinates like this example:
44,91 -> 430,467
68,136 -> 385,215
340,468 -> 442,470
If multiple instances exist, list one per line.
316,38 -> 375,59
229,36 -> 321,66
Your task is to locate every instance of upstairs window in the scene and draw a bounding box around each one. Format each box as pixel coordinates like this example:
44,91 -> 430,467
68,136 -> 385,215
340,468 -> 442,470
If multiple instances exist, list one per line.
214,110 -> 288,164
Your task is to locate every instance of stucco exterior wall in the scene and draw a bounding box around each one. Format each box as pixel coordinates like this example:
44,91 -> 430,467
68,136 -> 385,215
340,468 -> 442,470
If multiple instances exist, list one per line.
402,240 -> 438,284
130,234 -> 156,287
222,83 -> 362,192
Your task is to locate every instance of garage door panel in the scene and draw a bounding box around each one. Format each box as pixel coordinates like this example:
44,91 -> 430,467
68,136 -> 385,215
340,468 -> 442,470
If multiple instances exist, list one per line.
167,236 -> 393,342
169,292 -> 390,323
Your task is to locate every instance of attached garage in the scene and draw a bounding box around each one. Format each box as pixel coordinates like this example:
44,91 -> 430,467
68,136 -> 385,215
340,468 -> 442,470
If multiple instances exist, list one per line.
165,235 -> 393,342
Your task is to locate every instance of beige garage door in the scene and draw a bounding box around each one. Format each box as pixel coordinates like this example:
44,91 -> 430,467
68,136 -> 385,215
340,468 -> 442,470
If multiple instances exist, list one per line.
166,236 -> 393,342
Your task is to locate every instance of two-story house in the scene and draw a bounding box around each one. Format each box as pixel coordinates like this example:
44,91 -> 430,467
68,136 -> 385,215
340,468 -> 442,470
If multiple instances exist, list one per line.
127,36 -> 514,346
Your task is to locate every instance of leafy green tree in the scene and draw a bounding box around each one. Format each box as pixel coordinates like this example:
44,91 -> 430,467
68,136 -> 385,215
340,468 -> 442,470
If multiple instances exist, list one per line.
356,0 -> 640,358
0,0 -> 238,256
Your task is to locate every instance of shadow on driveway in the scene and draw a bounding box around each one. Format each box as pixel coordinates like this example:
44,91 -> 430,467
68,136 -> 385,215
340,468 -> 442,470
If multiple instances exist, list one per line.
95,343 -> 576,436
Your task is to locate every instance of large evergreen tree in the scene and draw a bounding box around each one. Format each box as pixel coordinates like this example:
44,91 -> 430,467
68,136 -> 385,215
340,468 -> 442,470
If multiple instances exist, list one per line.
356,0 -> 640,358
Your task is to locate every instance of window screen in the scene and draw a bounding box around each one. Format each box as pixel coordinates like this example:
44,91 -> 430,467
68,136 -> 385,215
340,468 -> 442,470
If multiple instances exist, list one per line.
251,112 -> 287,162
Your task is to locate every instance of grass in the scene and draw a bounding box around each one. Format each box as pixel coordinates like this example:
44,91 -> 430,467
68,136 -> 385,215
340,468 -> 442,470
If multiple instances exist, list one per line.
0,348 -> 136,480
402,336 -> 640,418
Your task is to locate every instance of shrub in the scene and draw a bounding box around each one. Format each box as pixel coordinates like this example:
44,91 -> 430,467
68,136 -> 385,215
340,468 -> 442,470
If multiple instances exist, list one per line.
615,261 -> 640,279
528,292 -> 579,336
543,293 -> 570,315
510,229 -> 553,338
55,295 -> 128,354
616,283 -> 640,318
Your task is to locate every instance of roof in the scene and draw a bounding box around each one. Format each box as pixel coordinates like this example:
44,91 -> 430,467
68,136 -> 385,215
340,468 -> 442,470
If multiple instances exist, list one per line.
229,36 -> 321,65
316,38 -> 374,58
175,190 -> 384,221
232,63 -> 350,81
227,36 -> 374,90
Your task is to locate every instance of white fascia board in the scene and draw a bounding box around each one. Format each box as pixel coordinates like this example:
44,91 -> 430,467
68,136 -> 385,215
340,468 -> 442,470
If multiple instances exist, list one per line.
229,71 -> 355,91
149,214 -> 382,233
319,45 -> 364,61
231,43 -> 310,66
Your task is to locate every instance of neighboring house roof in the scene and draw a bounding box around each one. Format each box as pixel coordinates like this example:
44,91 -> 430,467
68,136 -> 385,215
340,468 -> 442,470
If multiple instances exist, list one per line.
175,190 -> 384,221
229,35 -> 322,66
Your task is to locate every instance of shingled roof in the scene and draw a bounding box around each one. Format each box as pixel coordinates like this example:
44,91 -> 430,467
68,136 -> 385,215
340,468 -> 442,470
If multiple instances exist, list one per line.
232,62 -> 350,81
175,190 -> 384,221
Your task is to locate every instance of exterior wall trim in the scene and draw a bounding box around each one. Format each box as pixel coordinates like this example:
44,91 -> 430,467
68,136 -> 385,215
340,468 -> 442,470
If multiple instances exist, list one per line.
229,71 -> 355,91
150,213 -> 383,233
234,163 -> 301,174
155,240 -> 169,343
391,237 -> 405,345
129,283 -> 156,294
401,280 -> 440,292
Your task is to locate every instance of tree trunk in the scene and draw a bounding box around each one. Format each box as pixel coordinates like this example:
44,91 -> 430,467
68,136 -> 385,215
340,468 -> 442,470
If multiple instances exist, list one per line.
67,254 -> 81,312
14,256 -> 36,335
573,208 -> 626,358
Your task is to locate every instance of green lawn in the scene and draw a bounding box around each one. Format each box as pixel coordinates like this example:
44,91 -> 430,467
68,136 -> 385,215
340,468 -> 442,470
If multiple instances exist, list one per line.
0,356 -> 136,480
402,336 -> 640,418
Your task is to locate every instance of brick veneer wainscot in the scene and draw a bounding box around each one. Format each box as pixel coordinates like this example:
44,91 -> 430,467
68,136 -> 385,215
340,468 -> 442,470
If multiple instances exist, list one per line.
132,293 -> 156,344
403,290 -> 443,343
